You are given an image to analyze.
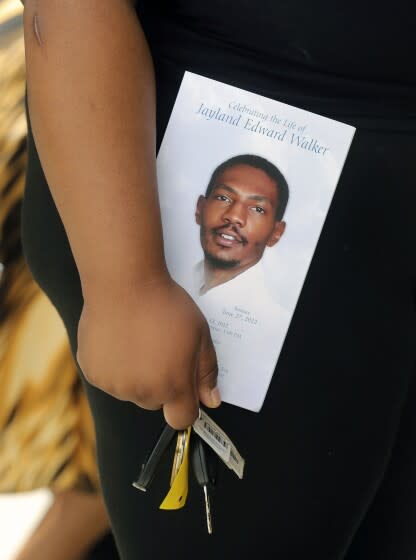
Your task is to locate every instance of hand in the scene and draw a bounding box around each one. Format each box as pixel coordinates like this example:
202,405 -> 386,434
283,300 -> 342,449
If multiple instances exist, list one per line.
76,276 -> 220,429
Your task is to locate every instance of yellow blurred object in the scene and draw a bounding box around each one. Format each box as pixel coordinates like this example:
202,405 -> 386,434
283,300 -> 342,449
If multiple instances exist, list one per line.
0,271 -> 100,492
0,0 -> 23,22
0,0 -> 99,493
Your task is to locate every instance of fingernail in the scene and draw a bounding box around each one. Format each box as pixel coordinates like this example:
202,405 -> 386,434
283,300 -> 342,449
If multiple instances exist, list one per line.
210,386 -> 221,407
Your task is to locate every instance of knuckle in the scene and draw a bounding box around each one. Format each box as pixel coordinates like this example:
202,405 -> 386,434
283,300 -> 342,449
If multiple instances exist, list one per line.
132,380 -> 154,403
200,364 -> 218,384
133,383 -> 163,409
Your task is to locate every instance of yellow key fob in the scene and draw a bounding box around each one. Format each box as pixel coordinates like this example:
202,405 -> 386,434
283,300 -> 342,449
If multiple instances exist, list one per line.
159,427 -> 191,510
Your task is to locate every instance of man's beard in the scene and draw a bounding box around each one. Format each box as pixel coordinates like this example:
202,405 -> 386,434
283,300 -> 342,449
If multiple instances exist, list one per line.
204,250 -> 240,270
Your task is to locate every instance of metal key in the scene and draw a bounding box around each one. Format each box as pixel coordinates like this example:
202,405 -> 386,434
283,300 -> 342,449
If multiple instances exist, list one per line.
170,430 -> 187,485
202,485 -> 212,535
191,436 -> 215,534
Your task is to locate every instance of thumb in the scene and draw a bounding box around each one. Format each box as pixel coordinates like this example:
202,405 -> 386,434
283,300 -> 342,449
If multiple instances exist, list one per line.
197,330 -> 221,408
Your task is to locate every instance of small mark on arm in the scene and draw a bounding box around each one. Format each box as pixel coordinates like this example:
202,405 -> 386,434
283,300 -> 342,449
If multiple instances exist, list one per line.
33,13 -> 42,45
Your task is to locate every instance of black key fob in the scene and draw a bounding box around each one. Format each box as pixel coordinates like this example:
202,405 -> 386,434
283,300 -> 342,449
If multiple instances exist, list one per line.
191,435 -> 218,488
132,423 -> 177,492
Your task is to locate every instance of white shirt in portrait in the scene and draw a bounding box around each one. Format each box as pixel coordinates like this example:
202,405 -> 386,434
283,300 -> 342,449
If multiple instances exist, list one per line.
179,259 -> 292,411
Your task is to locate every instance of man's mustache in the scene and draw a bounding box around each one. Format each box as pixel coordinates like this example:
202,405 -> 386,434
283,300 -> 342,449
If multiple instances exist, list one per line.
212,225 -> 247,245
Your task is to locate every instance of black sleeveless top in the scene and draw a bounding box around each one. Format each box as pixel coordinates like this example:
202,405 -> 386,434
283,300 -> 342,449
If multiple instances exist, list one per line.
136,1 -> 416,134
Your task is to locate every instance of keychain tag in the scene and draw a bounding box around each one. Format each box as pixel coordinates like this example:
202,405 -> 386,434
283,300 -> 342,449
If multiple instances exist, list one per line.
193,409 -> 245,479
159,427 -> 191,510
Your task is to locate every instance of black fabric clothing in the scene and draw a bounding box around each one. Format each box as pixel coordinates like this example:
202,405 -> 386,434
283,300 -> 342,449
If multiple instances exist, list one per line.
21,3 -> 416,559
139,0 -> 416,132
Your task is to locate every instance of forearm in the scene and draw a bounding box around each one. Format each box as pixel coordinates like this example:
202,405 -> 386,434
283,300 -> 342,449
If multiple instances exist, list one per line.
23,0 -> 168,300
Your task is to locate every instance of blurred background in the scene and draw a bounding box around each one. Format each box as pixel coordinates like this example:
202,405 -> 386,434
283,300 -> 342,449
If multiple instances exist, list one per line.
0,1 -> 118,557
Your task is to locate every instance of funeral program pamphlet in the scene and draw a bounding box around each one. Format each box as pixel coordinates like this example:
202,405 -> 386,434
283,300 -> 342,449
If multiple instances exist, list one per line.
157,71 -> 355,412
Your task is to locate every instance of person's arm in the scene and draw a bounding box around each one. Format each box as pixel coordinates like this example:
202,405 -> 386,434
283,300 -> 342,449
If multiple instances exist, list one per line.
22,0 -> 220,429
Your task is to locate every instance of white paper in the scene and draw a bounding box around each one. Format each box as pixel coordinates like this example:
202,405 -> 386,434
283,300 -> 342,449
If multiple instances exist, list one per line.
157,71 -> 355,412
193,409 -> 245,479
0,488 -> 54,560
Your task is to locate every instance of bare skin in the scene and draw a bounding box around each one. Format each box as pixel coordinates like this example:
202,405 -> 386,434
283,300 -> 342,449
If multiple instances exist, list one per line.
15,491 -> 110,560
22,0 -> 220,430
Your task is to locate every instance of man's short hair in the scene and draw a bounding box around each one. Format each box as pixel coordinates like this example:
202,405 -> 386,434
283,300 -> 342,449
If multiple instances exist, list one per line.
205,154 -> 289,221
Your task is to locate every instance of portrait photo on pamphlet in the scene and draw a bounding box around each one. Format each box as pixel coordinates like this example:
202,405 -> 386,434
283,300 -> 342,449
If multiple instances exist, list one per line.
156,72 -> 355,412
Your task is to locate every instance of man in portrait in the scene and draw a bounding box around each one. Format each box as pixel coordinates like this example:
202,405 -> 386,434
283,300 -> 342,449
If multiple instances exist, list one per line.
192,154 -> 289,297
